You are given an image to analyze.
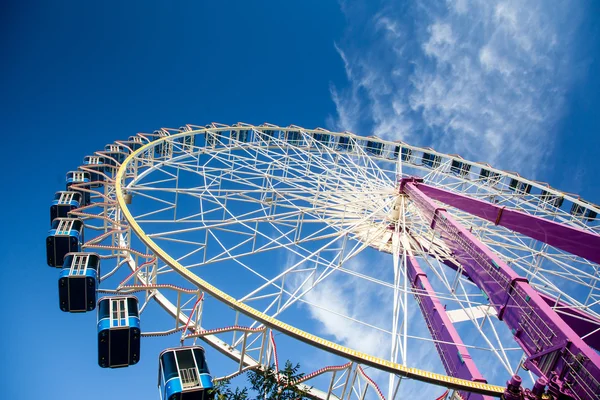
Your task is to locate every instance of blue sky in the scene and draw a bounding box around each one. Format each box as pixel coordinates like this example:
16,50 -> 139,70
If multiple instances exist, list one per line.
1,1 -> 599,399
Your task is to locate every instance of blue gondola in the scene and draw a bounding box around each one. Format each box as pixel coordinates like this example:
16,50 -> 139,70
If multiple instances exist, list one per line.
232,127 -> 252,143
182,134 -> 194,148
540,190 -> 564,208
390,144 -> 400,160
570,202 -> 597,222
450,160 -> 471,176
103,144 -> 127,166
97,296 -> 141,368
337,135 -> 352,151
178,127 -> 195,149
401,147 -> 412,162
159,346 -> 214,400
366,138 -> 383,156
50,191 -> 81,224
479,168 -> 500,184
58,252 -> 100,312
126,135 -> 146,151
153,130 -> 172,157
66,171 -> 91,206
509,178 -> 532,194
205,127 -> 222,148
46,218 -> 84,267
313,132 -> 331,147
422,152 -> 441,168
286,130 -> 302,146
261,128 -> 278,144
83,156 -> 105,186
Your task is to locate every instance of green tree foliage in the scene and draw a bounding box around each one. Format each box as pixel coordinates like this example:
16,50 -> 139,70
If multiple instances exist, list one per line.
212,361 -> 312,400
212,379 -> 248,400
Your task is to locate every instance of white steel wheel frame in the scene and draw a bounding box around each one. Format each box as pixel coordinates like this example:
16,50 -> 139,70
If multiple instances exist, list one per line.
102,124 -> 600,399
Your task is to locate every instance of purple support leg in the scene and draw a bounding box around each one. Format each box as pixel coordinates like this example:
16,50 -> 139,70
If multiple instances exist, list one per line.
413,182 -> 600,265
420,234 -> 600,350
400,179 -> 600,400
405,254 -> 492,400
410,182 -> 600,351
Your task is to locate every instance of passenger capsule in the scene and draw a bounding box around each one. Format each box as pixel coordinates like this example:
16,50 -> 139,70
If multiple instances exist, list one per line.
66,171 -> 91,206
159,346 -> 214,400
46,218 -> 84,267
127,135 -> 145,151
337,135 -> 352,151
422,152 -> 441,168
540,190 -> 564,208
365,137 -> 383,156
153,130 -> 171,158
509,178 -> 532,194
570,202 -> 598,222
104,144 -> 127,165
479,168 -> 500,184
205,127 -> 222,148
58,252 -> 100,312
313,132 -> 331,147
401,147 -> 412,162
178,127 -> 195,149
390,144 -> 400,160
50,191 -> 81,224
232,127 -> 252,143
120,140 -> 141,153
97,296 -> 141,368
286,130 -> 302,146
450,160 -> 471,176
261,128 -> 277,143
83,155 -> 105,185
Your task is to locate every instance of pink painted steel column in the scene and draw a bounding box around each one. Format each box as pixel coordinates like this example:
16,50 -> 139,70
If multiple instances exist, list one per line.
405,254 -> 492,400
400,179 -> 600,400
413,182 -> 600,350
414,183 -> 600,265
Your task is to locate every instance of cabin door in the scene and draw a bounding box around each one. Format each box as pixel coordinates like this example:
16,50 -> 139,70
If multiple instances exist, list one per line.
69,254 -> 88,276
109,298 -> 129,328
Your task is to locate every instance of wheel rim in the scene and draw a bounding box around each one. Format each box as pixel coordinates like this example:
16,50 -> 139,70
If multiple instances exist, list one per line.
105,124 -> 600,399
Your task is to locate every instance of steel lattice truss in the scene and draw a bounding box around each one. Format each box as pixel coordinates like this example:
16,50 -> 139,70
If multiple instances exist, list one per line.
61,123 -> 600,400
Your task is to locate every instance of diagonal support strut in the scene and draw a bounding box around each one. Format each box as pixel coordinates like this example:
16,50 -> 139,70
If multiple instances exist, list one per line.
400,178 -> 600,400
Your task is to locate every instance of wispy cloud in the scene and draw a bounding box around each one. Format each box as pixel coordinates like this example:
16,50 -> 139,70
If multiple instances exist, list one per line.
295,251 -> 447,397
299,254 -> 391,358
329,0 -> 587,176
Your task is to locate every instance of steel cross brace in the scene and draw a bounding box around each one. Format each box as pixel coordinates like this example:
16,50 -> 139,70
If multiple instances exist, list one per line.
400,179 -> 600,400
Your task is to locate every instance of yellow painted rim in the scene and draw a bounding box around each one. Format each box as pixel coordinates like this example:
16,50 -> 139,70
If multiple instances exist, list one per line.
115,127 -> 505,396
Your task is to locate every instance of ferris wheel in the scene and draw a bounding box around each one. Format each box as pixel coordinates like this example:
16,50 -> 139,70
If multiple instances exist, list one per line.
46,123 -> 600,400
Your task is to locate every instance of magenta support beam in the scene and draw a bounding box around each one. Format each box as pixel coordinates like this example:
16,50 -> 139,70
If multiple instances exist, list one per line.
405,254 -> 492,400
411,182 -> 600,351
414,182 -> 600,265
401,179 -> 600,400
421,248 -> 600,351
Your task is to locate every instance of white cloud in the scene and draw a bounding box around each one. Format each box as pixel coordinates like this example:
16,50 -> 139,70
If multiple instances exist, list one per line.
450,0 -> 469,15
375,16 -> 402,40
302,276 -> 388,357
329,0 -> 586,176
294,251 -> 447,397
334,42 -> 353,80
423,22 -> 456,60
